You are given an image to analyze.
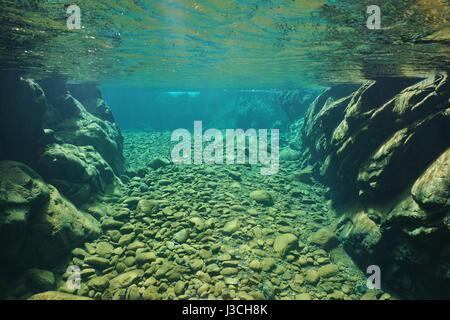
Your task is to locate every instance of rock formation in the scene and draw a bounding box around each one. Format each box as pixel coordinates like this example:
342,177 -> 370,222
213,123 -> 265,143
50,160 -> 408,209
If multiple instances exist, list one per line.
0,161 -> 100,273
299,74 -> 450,298
0,73 -> 125,293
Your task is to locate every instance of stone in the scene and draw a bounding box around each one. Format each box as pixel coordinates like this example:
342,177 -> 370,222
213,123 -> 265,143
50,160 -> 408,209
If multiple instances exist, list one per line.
280,148 -> 301,161
309,227 -> 338,249
174,281 -> 186,295
137,200 -> 160,215
249,190 -> 274,206
0,161 -> 100,272
96,242 -> 114,257
84,256 -> 110,269
136,252 -> 157,264
142,286 -> 162,300
109,270 -> 144,290
296,293 -> 312,300
26,268 -> 55,291
273,233 -> 298,257
28,291 -> 92,300
411,149 -> 450,211
118,233 -> 135,246
36,143 -> 122,205
189,259 -> 204,271
261,258 -> 276,272
249,260 -> 261,271
221,268 -> 238,276
291,166 -> 313,184
126,284 -> 141,300
173,229 -> 189,243
304,269 -> 319,284
223,220 -> 240,234
318,264 -> 339,278
148,158 -> 170,169
87,276 -> 110,291
101,219 -> 123,230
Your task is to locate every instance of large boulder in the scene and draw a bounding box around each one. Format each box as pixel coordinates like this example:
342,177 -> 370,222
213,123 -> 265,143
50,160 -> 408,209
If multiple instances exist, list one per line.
300,75 -> 450,298
0,161 -> 101,272
67,83 -> 116,123
36,143 -> 122,205
44,92 -> 124,175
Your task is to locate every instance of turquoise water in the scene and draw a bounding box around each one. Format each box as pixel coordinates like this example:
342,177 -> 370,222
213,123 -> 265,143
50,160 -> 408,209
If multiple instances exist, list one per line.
0,0 -> 449,301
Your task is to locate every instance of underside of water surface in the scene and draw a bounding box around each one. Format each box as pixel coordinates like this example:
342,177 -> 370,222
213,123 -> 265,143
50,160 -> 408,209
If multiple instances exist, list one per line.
0,0 -> 449,301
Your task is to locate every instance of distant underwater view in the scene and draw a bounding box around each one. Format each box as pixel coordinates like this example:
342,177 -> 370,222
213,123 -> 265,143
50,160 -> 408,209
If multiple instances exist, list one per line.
0,0 -> 449,302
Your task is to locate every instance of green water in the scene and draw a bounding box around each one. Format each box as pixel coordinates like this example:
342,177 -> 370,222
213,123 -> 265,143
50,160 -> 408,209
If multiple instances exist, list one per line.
1,0 -> 449,88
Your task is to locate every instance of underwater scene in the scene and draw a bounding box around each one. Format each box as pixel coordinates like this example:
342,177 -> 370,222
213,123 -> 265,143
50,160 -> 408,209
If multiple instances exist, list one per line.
0,0 -> 449,302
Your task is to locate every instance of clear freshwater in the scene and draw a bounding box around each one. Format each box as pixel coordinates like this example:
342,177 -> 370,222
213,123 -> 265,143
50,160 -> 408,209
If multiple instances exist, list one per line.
0,0 -> 449,301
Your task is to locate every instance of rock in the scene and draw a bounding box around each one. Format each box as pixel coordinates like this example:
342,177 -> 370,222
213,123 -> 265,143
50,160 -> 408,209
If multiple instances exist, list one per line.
223,220 -> 240,234
26,268 -> 55,292
118,233 -> 135,246
109,270 -> 144,290
142,286 -> 162,300
28,291 -> 92,300
174,281 -> 186,295
137,200 -> 159,215
249,260 -> 261,271
190,217 -> 205,230
300,76 -> 450,298
43,91 -> 124,175
273,233 -> 298,257
96,242 -> 114,257
249,190 -> 274,206
173,229 -> 189,243
291,166 -> 314,184
189,259 -> 204,271
126,284 -> 141,300
309,227 -> 338,249
280,148 -> 301,161
261,258 -> 276,272
304,269 -> 319,284
318,264 -> 339,278
411,149 -> 450,212
87,276 -> 110,291
0,161 -> 100,272
71,248 -> 87,258
296,293 -> 312,300
221,268 -> 238,276
148,158 -> 170,169
136,252 -> 157,264
101,219 -> 123,230
36,143 -> 122,205
84,256 -> 110,269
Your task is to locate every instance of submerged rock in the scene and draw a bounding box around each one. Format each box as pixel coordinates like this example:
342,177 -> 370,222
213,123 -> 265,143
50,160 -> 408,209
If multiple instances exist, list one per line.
249,190 -> 274,206
300,75 -> 450,298
28,291 -> 92,300
309,227 -> 338,249
280,148 -> 301,161
173,229 -> 190,243
36,143 -> 122,205
148,157 -> 170,169
0,161 -> 100,272
223,220 -> 240,234
273,233 -> 298,257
